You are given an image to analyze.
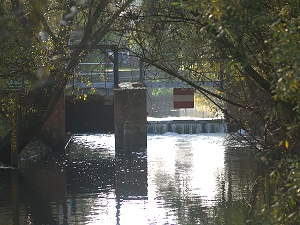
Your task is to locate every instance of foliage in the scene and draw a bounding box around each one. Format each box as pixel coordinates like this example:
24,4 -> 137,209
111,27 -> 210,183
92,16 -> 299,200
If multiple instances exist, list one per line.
151,87 -> 172,98
0,0 -> 299,221
119,0 -> 300,223
0,0 -> 136,164
250,156 -> 300,224
121,0 -> 300,149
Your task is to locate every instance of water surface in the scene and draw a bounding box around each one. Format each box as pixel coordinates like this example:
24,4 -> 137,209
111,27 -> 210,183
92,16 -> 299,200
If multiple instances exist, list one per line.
0,133 -> 260,224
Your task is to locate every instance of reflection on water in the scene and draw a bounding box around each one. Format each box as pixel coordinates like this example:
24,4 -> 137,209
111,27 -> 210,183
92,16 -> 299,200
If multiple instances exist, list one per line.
0,133 -> 261,224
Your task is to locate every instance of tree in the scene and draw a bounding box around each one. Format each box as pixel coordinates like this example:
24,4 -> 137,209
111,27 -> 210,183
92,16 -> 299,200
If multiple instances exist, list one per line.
0,0 -> 135,164
118,1 -> 300,223
117,0 -> 300,155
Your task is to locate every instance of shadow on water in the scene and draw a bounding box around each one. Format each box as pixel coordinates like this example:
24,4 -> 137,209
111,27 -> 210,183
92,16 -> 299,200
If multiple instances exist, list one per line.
0,133 -> 148,225
0,154 -> 67,225
0,147 -> 117,224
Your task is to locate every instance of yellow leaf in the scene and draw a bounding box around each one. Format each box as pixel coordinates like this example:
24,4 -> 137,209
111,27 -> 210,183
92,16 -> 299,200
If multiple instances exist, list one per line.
285,139 -> 289,149
83,94 -> 87,101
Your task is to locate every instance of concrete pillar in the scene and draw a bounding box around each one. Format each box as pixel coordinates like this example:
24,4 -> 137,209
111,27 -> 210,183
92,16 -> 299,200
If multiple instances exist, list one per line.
123,121 -> 133,152
114,86 -> 147,153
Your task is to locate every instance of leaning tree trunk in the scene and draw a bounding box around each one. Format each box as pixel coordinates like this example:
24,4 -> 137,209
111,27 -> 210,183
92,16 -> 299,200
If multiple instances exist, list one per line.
0,76 -> 67,165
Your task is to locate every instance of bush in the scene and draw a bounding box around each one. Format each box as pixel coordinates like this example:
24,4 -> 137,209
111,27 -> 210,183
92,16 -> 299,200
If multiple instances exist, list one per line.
251,156 -> 300,224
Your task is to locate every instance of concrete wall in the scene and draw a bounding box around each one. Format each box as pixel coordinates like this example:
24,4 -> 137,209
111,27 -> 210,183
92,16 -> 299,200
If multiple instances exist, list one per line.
114,87 -> 147,152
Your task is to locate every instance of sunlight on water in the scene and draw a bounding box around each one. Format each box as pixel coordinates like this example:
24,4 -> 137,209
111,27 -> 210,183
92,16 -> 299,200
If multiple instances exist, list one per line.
68,133 -> 226,224
147,133 -> 225,208
85,191 -> 116,225
71,133 -> 115,151
190,135 -> 225,204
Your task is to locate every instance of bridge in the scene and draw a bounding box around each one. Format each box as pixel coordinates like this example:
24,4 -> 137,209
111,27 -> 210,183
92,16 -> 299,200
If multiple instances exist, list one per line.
63,65 -> 222,133
2,49 -> 225,167
39,62 -> 224,153
68,64 -> 221,95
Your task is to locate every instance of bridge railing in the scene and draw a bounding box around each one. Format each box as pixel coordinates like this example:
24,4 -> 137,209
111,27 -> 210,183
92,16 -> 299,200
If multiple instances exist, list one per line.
0,73 -> 30,90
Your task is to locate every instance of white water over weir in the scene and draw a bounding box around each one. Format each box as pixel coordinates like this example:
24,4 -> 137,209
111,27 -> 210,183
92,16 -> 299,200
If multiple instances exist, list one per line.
147,117 -> 227,134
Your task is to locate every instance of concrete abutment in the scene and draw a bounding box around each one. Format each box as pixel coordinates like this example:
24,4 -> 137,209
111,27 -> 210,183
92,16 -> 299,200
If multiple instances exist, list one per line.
114,87 -> 147,153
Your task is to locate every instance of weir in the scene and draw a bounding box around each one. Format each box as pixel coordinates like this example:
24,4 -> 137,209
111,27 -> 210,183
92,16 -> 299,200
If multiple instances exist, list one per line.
147,118 -> 227,134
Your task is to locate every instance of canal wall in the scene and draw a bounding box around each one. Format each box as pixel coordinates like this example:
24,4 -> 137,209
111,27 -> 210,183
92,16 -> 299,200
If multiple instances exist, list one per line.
38,92 -> 66,149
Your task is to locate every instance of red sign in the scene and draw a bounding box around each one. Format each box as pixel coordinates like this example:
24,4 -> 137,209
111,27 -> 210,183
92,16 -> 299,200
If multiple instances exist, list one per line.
173,88 -> 194,109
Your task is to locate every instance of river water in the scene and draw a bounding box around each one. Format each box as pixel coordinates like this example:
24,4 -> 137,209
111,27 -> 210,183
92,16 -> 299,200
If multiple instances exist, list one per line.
0,133 -> 261,225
